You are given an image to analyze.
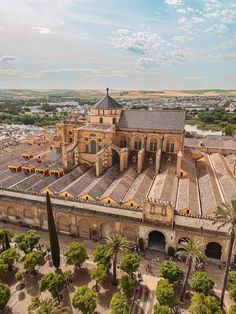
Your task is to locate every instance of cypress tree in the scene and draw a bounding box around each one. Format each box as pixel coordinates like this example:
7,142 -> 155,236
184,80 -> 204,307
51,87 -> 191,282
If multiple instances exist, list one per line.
46,192 -> 60,269
4,232 -> 10,250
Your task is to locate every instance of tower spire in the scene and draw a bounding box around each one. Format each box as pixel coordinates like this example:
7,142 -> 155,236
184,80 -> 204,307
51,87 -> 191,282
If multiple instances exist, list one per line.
106,87 -> 109,96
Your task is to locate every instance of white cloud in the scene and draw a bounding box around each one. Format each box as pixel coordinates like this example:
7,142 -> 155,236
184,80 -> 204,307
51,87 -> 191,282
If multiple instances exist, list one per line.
111,28 -> 165,53
172,35 -> 192,42
136,57 -> 157,67
205,23 -> 228,34
178,17 -> 187,24
181,76 -> 203,80
191,17 -> 205,24
0,55 -> 18,63
32,27 -> 52,34
165,0 -> 182,5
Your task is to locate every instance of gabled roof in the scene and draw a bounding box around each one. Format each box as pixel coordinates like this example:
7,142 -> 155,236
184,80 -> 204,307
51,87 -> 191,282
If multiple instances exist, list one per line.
93,89 -> 123,109
118,110 -> 185,132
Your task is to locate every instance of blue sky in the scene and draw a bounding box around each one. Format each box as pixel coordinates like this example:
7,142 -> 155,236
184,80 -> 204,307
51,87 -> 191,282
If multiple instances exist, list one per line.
0,0 -> 235,90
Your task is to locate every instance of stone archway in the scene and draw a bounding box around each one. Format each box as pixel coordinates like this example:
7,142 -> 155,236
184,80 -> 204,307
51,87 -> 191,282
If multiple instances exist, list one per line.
205,242 -> 222,260
40,212 -> 48,229
7,207 -> 18,221
78,219 -> 91,238
23,208 -> 34,225
101,223 -> 113,239
123,227 -> 137,242
57,215 -> 70,234
148,230 -> 166,252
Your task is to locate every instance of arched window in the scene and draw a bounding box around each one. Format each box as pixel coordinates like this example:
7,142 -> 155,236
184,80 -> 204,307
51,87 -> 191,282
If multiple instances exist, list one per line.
113,117 -> 116,124
150,139 -> 158,152
134,137 -> 142,151
99,117 -> 103,123
90,140 -> 97,153
120,136 -> 127,148
166,140 -> 175,153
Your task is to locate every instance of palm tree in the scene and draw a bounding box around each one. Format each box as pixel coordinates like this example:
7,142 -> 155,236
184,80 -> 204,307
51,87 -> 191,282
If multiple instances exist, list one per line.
105,234 -> 130,285
213,201 -> 236,307
28,297 -> 70,314
176,238 -> 206,302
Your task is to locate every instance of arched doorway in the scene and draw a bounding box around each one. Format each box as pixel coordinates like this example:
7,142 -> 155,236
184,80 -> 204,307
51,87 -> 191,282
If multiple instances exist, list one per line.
148,231 -> 166,252
57,216 -> 70,234
205,242 -> 222,260
112,149 -> 120,165
101,223 -> 113,238
90,140 -> 97,154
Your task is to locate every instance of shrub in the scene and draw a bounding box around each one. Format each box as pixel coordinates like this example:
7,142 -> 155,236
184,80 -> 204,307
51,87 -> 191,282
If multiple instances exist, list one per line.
15,270 -> 24,281
65,242 -> 87,268
156,279 -> 174,307
159,261 -> 183,284
191,272 -> 214,294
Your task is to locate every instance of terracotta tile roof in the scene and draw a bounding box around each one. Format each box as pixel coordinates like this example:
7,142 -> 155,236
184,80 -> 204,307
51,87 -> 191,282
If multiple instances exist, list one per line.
118,110 -> 185,132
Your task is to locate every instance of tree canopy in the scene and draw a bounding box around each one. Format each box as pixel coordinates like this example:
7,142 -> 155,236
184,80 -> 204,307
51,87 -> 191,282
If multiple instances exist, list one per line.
93,244 -> 111,270
118,274 -> 135,296
0,248 -> 20,268
159,261 -> 184,283
23,251 -> 45,273
90,264 -> 107,291
189,293 -> 223,314
72,285 -> 97,314
109,293 -> 130,314
40,273 -> 65,299
156,279 -> 175,307
191,272 -> 214,294
153,304 -> 171,314
120,253 -> 140,275
65,242 -> 87,268
15,230 -> 40,253
0,284 -> 10,310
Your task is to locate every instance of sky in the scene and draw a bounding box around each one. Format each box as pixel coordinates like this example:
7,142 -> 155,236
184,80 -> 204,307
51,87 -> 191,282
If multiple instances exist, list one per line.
0,0 -> 235,90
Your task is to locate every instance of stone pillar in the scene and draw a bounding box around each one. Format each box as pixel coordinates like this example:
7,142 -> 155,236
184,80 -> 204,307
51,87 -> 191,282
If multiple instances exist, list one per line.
115,222 -> 121,235
177,150 -> 183,176
155,149 -> 161,173
137,148 -> 145,173
62,145 -> 68,168
120,150 -> 125,172
70,214 -> 78,235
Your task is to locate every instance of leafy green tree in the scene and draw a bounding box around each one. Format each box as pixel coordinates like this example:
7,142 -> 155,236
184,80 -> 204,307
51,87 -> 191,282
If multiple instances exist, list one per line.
46,192 -> 60,269
213,201 -> 236,307
228,305 -> 236,314
0,260 -> 8,280
191,272 -> 214,294
105,235 -> 130,285
118,274 -> 135,296
72,285 -> 97,314
109,293 -> 130,314
93,244 -> 111,270
120,253 -> 140,276
0,248 -> 20,269
167,247 -> 175,257
65,242 -> 87,268
156,279 -> 174,307
228,271 -> 236,287
189,293 -> 223,314
15,230 -> 40,253
159,261 -> 184,284
23,251 -> 45,273
28,297 -> 70,314
0,283 -> 10,310
176,238 -> 205,302
90,264 -> 107,292
40,273 -> 64,300
0,229 -> 13,251
153,304 -> 171,314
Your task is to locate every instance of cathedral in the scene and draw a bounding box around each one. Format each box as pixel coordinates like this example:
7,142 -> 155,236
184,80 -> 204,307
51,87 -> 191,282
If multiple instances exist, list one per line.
0,89 -> 236,263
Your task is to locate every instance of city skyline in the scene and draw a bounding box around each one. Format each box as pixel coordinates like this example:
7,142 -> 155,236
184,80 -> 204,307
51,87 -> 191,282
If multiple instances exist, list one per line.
0,0 -> 235,90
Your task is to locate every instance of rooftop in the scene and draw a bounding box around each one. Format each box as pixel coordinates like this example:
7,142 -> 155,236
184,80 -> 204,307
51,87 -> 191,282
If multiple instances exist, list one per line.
118,110 -> 185,132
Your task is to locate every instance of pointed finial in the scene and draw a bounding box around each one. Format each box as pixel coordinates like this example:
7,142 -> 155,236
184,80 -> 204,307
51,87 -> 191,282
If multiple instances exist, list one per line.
106,88 -> 109,96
